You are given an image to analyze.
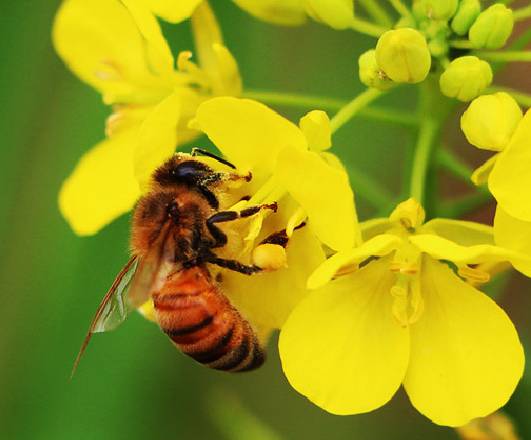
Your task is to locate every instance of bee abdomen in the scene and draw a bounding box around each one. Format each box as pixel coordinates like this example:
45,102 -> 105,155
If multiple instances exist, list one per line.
153,268 -> 265,372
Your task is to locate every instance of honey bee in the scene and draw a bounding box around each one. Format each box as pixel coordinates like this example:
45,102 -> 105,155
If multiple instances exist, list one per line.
73,149 -> 292,375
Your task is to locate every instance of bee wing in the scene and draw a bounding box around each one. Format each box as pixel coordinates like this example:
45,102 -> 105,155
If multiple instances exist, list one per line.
71,223 -> 176,378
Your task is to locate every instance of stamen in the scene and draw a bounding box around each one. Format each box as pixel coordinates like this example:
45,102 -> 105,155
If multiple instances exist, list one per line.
458,265 -> 491,285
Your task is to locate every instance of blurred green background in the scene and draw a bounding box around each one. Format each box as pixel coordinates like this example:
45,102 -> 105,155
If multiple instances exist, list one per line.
1,1 -> 530,439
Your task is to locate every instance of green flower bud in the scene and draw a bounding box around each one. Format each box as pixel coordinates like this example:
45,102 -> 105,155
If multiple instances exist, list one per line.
469,4 -> 514,49
451,0 -> 481,36
429,35 -> 449,58
358,49 -> 394,91
375,28 -> 431,84
461,92 -> 523,151
439,56 -> 492,102
413,0 -> 458,21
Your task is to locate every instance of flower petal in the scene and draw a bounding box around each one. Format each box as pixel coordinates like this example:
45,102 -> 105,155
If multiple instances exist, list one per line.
307,234 -> 401,289
422,218 -> 494,246
276,147 -> 358,251
59,130 -> 141,236
471,154 -> 499,186
409,234 -> 531,276
53,0 -> 170,104
148,0 -> 202,23
404,259 -> 524,427
489,109 -> 531,221
494,207 -> 531,275
190,97 -> 307,176
305,0 -> 355,29
360,218 -> 393,241
134,92 -> 181,191
232,0 -> 308,26
279,257 -> 409,415
222,226 -> 325,329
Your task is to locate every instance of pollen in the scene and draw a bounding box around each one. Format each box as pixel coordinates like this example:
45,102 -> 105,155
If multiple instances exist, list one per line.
252,244 -> 288,271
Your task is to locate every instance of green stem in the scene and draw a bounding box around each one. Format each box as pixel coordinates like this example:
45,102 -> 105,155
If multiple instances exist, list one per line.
330,88 -> 384,134
437,191 -> 492,218
436,148 -> 474,184
475,50 -> 531,62
409,83 -> 440,205
388,0 -> 413,20
358,0 -> 393,27
449,39 -> 473,49
242,89 -> 418,125
350,18 -> 388,37
487,86 -> 531,107
513,4 -> 531,21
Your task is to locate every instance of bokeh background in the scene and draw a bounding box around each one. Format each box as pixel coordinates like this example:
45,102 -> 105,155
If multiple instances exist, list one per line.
1,1 -> 530,439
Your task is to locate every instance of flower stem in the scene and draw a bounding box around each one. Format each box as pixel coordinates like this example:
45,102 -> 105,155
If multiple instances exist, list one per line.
513,4 -> 531,21
388,0 -> 414,20
242,89 -> 417,126
330,88 -> 384,134
486,86 -> 531,107
409,83 -> 441,205
449,39 -> 473,49
358,0 -> 394,27
474,50 -> 531,62
435,148 -> 474,184
350,18 -> 388,37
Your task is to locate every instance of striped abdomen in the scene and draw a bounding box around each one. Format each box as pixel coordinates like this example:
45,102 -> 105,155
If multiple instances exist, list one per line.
152,266 -> 265,372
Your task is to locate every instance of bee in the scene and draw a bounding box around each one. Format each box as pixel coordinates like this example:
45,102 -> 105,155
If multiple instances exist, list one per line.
73,149 -> 292,375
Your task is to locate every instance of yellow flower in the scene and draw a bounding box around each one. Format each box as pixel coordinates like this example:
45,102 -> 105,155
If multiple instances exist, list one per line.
54,0 -> 241,235
461,94 -> 531,224
141,97 -> 359,332
279,199 -> 527,427
149,0 -> 355,29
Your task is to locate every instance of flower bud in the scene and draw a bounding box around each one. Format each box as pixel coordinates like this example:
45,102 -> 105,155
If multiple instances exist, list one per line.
451,0 -> 481,36
461,92 -> 523,151
304,0 -> 355,30
375,28 -> 431,84
439,56 -> 492,102
358,49 -> 394,91
252,244 -> 288,271
469,4 -> 514,49
413,0 -> 458,21
299,110 -> 332,151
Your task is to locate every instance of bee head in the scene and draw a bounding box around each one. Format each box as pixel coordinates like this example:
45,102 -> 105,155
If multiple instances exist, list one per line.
154,155 -> 212,187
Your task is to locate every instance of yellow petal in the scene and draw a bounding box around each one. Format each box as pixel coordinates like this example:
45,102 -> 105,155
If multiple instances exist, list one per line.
299,110 -> 332,152
279,257 -> 409,415
404,259 -> 524,427
190,97 -> 307,176
360,218 -> 393,241
307,234 -> 401,289
232,0 -> 308,26
421,218 -> 494,246
121,0 -> 174,77
222,226 -> 325,329
494,207 -> 531,275
134,92 -> 181,191
305,0 -> 355,29
471,154 -> 499,186
409,234 -> 531,276
489,109 -> 531,221
190,2 -> 241,96
59,130 -> 141,236
275,147 -> 358,251
148,0 -> 202,23
53,0 -> 168,103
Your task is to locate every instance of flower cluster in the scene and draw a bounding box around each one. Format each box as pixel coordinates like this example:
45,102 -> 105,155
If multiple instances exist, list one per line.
54,0 -> 531,431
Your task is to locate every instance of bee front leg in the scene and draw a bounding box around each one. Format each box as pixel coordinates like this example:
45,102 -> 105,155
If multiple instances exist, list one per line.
207,257 -> 262,275
206,203 -> 278,248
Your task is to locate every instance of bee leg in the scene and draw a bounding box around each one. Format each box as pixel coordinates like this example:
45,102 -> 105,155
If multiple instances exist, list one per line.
259,222 -> 307,248
191,147 -> 236,170
206,203 -> 278,248
207,257 -> 262,275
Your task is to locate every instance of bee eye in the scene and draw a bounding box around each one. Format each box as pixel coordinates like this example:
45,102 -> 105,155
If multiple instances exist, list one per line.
173,162 -> 208,180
